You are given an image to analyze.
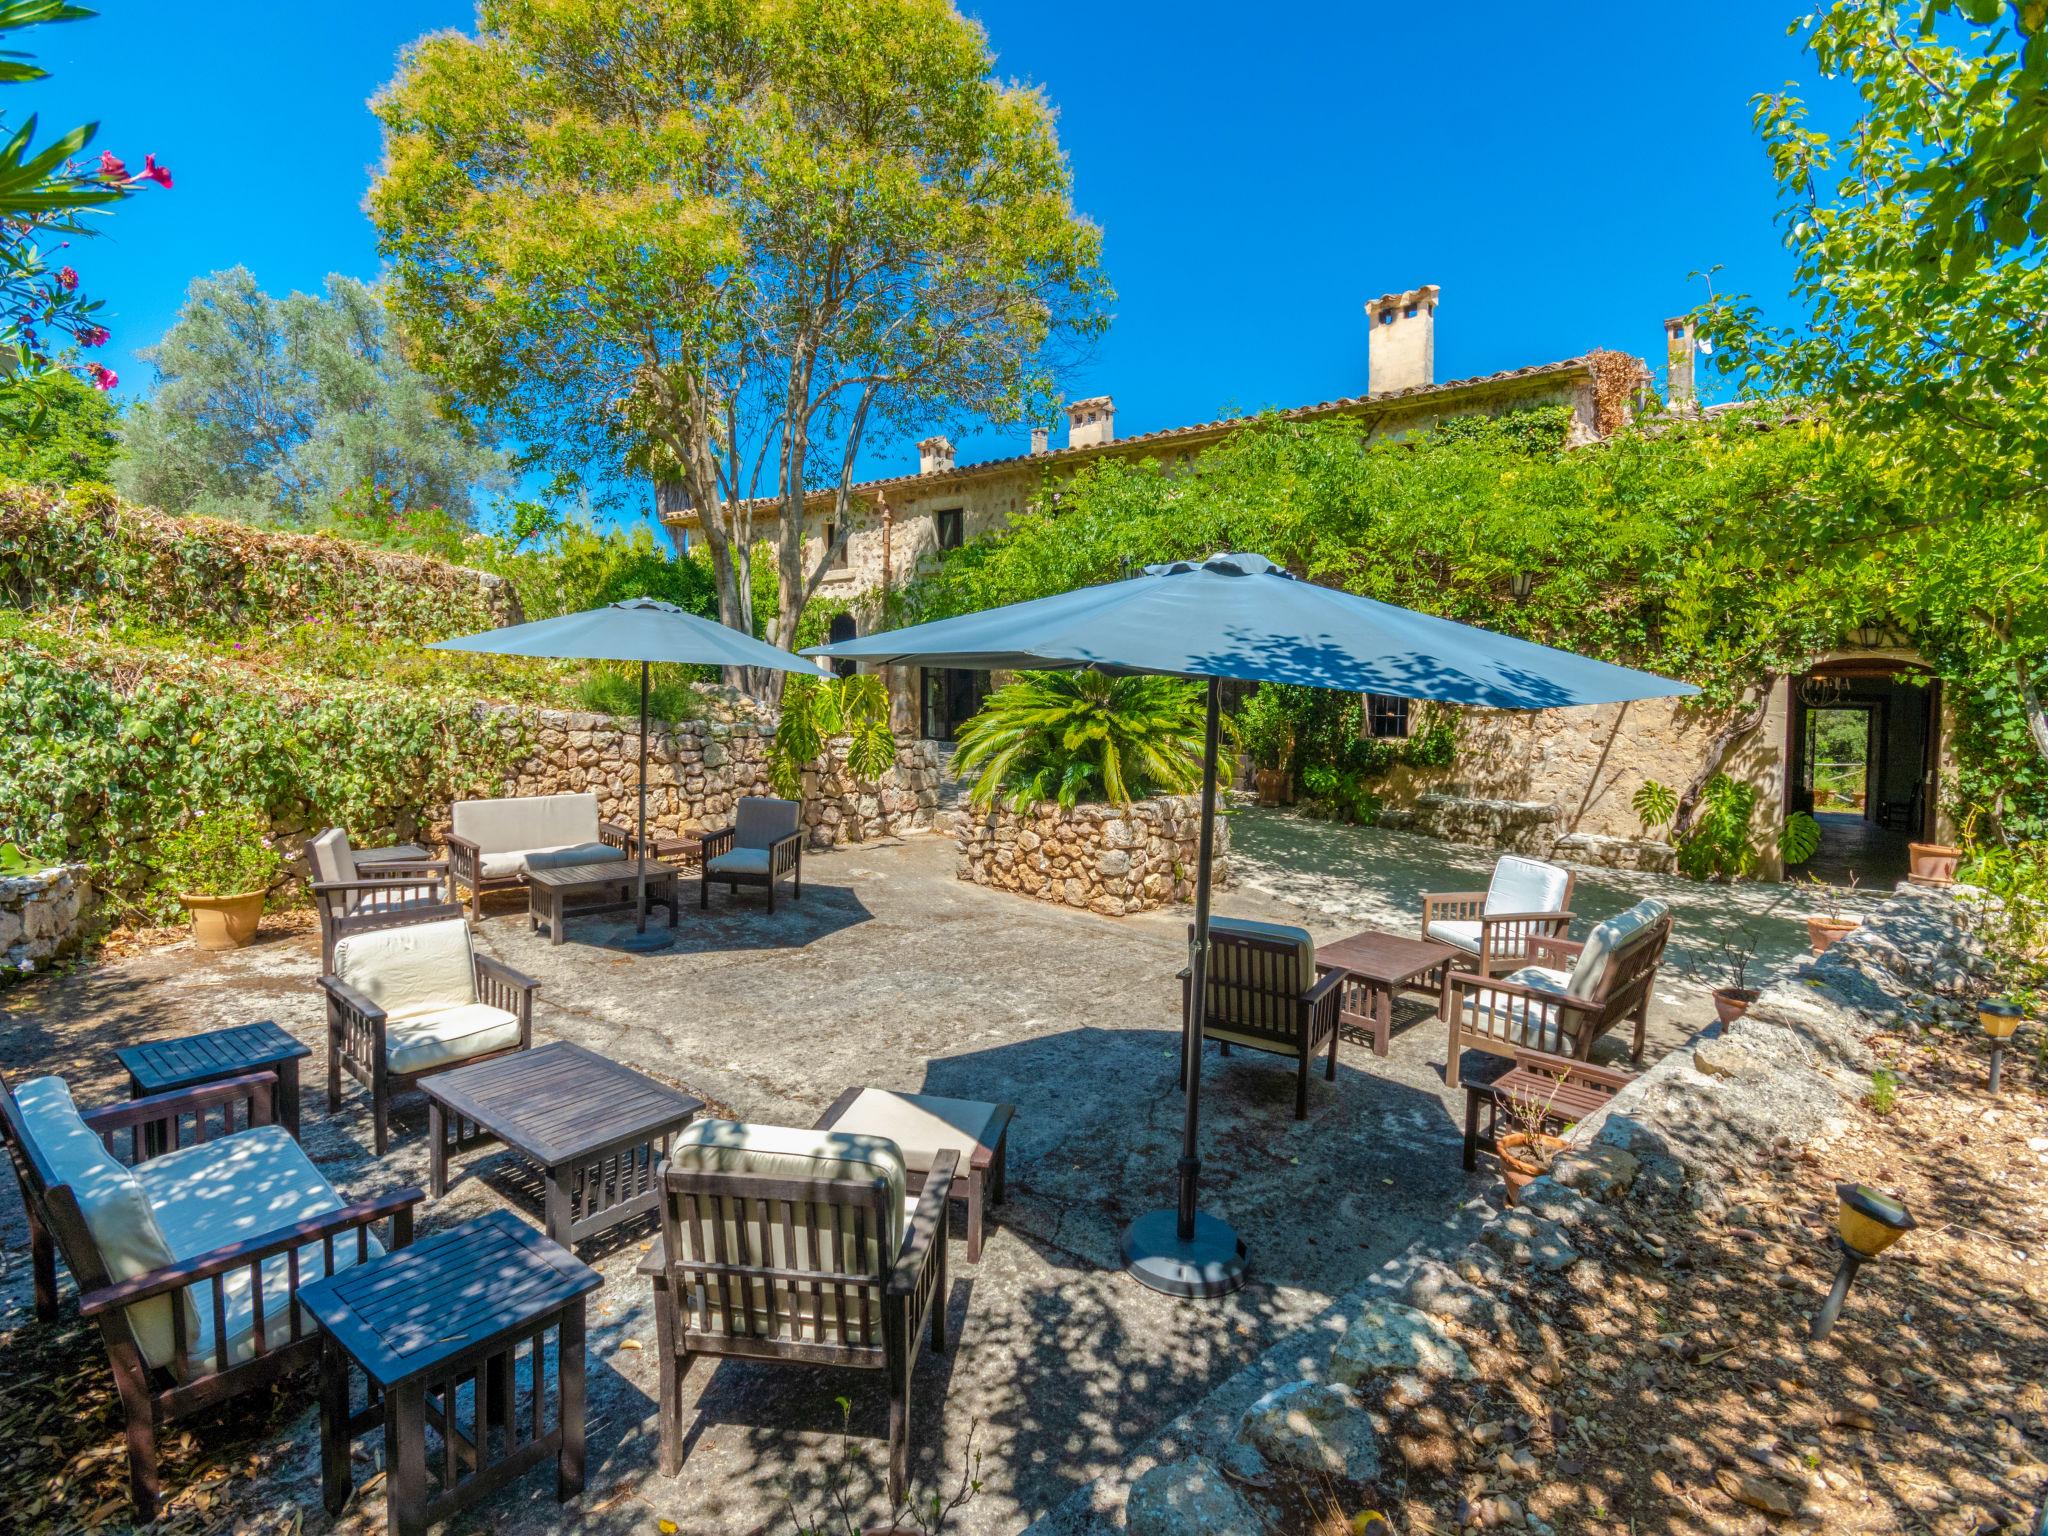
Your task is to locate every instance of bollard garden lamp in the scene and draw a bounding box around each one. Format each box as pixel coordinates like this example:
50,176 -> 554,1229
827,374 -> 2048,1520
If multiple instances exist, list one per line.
1810,1182 -> 1916,1341
1981,999 -> 2025,1093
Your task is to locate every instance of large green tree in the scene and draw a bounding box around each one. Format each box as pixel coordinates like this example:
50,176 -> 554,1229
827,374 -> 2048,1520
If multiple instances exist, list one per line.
0,365 -> 115,482
370,0 -> 1108,689
1697,1 -> 2048,796
114,267 -> 509,527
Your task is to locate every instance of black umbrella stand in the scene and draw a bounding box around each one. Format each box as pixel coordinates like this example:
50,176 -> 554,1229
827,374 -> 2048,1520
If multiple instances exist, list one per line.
616,660 -> 675,953
1120,676 -> 1249,1298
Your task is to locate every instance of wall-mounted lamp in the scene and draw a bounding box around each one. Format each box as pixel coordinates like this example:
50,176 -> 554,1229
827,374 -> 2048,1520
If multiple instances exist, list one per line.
1810,1182 -> 1916,1341
1981,999 -> 2025,1093
1508,570 -> 1534,602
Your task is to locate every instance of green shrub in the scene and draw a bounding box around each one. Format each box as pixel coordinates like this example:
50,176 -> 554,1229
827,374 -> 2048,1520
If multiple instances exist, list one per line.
1232,686 -> 1293,772
1676,774 -> 1761,881
573,666 -> 707,723
157,803 -> 282,899
954,672 -> 1211,810
769,674 -> 896,797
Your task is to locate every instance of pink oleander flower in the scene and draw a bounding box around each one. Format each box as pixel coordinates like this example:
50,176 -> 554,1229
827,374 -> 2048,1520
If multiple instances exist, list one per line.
88,361 -> 116,391
142,153 -> 172,189
57,267 -> 76,291
81,325 -> 109,348
98,151 -> 127,179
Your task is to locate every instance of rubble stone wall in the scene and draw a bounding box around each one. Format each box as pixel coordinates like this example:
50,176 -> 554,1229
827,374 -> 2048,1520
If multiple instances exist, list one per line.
0,864 -> 90,977
954,795 -> 1224,916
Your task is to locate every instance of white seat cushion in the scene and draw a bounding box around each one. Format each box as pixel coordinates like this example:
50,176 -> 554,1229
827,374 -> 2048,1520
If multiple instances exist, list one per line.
521,841 -> 625,877
1423,917 -> 1482,954
12,1076 -> 188,1364
137,1125 -> 379,1375
829,1089 -> 1003,1174
333,917 -> 476,1016
706,847 -> 772,877
385,1002 -> 522,1076
1485,857 -> 1571,916
1564,899 -> 1668,999
1459,966 -> 1573,1052
453,792 -> 601,858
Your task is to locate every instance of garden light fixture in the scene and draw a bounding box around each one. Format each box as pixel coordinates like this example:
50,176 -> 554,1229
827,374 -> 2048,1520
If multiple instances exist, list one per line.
1810,1182 -> 1916,1341
1981,999 -> 2024,1093
1508,569 -> 1534,601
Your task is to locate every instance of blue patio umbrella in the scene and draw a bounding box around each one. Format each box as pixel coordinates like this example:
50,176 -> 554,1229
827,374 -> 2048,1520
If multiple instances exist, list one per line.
810,553 -> 1698,1297
432,598 -> 826,949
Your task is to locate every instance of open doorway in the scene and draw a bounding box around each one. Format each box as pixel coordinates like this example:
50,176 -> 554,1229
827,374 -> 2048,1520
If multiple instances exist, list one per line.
1787,662 -> 1938,887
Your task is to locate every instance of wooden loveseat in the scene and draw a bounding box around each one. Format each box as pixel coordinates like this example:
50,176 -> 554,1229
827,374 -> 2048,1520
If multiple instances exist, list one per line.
446,791 -> 633,919
1443,898 -> 1671,1086
0,1067 -> 420,1520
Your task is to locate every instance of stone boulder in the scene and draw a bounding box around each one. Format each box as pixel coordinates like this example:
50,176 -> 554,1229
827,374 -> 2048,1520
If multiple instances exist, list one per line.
1233,1381 -> 1381,1482
1125,1456 -> 1261,1536
1329,1300 -> 1474,1387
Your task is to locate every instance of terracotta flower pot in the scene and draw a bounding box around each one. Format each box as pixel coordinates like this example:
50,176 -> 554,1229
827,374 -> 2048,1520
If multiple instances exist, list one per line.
1496,1132 -> 1568,1206
1712,986 -> 1760,1025
1253,767 -> 1289,807
1907,842 -> 1962,884
1807,915 -> 1860,955
179,890 -> 266,951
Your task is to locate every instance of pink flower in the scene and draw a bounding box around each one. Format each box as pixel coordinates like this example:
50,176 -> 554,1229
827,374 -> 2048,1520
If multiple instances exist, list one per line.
88,361 -> 116,391
56,266 -> 76,291
142,153 -> 172,189
98,151 -> 127,179
81,325 -> 109,348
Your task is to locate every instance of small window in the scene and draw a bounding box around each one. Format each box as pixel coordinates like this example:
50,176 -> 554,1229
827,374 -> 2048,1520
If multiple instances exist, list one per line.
937,508 -> 964,550
1404,306 -> 1418,318
823,522 -> 849,569
1366,693 -> 1410,739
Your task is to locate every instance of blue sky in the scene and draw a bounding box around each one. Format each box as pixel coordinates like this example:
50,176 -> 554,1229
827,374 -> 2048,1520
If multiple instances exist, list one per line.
30,2 -> 1818,529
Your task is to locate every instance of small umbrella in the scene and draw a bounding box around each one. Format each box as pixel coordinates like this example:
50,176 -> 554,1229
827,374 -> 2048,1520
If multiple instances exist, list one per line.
432,598 -> 825,950
811,552 -> 1698,1297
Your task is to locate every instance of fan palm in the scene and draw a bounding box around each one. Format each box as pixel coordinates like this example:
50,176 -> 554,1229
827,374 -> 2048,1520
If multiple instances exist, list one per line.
953,671 -> 1217,810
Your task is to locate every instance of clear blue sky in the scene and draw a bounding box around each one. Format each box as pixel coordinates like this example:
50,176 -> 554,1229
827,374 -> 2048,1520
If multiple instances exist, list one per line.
30,1 -> 1818,529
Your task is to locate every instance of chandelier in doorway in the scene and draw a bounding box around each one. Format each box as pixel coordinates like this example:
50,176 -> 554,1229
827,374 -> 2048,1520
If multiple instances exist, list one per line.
1800,674 -> 1849,707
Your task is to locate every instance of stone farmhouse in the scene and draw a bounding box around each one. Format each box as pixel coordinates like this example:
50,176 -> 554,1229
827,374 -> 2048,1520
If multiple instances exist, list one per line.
661,287 -> 1956,885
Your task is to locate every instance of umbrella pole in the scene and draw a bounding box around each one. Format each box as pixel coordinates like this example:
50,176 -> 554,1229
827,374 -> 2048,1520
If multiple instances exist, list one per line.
637,660 -> 650,933
1121,676 -> 1247,1298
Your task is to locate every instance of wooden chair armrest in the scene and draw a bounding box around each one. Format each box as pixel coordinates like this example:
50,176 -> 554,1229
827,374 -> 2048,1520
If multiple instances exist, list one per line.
889,1148 -> 959,1295
473,953 -> 541,996
1481,908 -> 1575,928
79,1070 -> 278,1138
699,826 -> 737,857
1421,890 -> 1486,918
637,1235 -> 668,1279
1525,935 -> 1585,967
599,820 -> 633,847
1450,973 -> 1589,1012
76,1186 -> 424,1314
319,973 -> 387,1023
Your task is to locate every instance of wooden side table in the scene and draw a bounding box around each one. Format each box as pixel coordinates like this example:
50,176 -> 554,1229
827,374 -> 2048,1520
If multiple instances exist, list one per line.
1313,931 -> 1463,1057
1462,1055 -> 1629,1171
302,1210 -> 601,1536
116,1019 -> 312,1149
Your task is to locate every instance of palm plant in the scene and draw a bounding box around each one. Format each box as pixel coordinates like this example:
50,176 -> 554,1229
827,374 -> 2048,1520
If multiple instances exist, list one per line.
953,671 -> 1216,810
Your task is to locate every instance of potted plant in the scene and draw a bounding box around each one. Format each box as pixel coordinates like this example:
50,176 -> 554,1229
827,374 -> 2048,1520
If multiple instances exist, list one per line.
1708,929 -> 1763,1024
1494,1080 -> 1574,1206
1907,840 -> 1963,884
1234,687 -> 1294,807
160,804 -> 281,951
1805,872 -> 1862,954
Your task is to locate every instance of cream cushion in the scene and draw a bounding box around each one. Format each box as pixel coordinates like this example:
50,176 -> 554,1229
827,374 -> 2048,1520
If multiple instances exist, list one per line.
1565,899 -> 1668,999
1460,965 -> 1573,1053
1423,917 -> 1482,954
1486,857 -> 1572,916
666,1119 -> 908,1345
136,1124 -> 382,1374
830,1089 -> 1001,1174
309,828 -> 357,886
385,1002 -> 522,1076
453,792 -> 601,857
12,1076 -> 190,1364
706,847 -> 771,877
333,918 -> 475,1018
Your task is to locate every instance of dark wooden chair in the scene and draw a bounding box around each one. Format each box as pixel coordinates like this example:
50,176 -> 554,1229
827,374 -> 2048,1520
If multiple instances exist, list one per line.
1183,916 -> 1344,1120
641,1118 -> 955,1506
319,916 -> 539,1154
699,796 -> 804,913
1463,1047 -> 1636,1171
1444,899 -> 1671,1087
1420,855 -> 1577,979
0,1066 -> 419,1521
307,827 -> 460,972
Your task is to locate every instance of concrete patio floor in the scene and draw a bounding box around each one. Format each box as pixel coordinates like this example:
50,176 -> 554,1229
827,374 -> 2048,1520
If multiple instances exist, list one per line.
0,813 -> 1852,1535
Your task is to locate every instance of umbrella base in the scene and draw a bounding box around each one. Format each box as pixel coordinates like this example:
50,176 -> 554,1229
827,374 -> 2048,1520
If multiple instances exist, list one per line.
1121,1207 -> 1248,1299
615,927 -> 676,953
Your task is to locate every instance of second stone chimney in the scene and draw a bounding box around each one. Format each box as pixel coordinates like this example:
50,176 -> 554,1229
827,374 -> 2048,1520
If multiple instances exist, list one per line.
1066,395 -> 1114,449
1030,425 -> 1049,456
1366,284 -> 1439,396
918,435 -> 955,475
1664,316 -> 1697,412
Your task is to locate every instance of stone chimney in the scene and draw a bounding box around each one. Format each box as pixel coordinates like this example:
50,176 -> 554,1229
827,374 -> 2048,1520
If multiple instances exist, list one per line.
1066,395 -> 1114,449
1030,425 -> 1049,456
918,434 -> 955,475
1365,284 -> 1439,395
1664,316 -> 1696,412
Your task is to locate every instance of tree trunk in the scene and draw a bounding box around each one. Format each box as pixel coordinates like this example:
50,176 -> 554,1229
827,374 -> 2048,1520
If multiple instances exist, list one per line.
1674,682 -> 1773,836
2016,652 -> 2048,765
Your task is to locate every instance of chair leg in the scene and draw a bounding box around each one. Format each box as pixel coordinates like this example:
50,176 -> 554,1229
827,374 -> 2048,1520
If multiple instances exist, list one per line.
111,1351 -> 160,1522
373,1080 -> 390,1157
654,1291 -> 691,1477
1325,1023 -> 1339,1081
888,1382 -> 909,1510
1295,1052 -> 1310,1120
1445,1017 -> 1462,1089
765,880 -> 774,916
327,1024 -> 342,1112
27,1202 -> 57,1321
965,1171 -> 983,1265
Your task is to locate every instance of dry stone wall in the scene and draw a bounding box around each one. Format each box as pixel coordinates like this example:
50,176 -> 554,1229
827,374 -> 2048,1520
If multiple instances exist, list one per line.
1,864 -> 90,977
954,795 -> 1223,916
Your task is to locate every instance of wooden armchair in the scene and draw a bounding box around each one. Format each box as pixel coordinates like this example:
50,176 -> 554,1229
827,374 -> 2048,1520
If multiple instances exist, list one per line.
700,796 -> 804,913
1444,899 -> 1671,1087
319,917 -> 539,1153
642,1119 -> 955,1506
307,828 -> 459,972
1184,917 -> 1344,1119
0,1067 -> 420,1521
1421,855 -> 1577,978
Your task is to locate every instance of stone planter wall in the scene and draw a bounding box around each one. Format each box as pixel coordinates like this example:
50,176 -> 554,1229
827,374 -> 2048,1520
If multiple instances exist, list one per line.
801,739 -> 943,849
954,795 -> 1224,916
1,863 -> 91,977
1378,793 -> 1679,874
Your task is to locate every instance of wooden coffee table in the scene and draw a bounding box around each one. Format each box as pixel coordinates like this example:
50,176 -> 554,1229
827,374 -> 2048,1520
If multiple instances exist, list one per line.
419,1042 -> 703,1249
117,1019 -> 312,1146
1313,931 -> 1464,1057
525,860 -> 680,946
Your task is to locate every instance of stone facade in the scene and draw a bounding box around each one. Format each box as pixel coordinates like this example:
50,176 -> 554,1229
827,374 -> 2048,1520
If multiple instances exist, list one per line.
1,863 -> 90,977
954,795 -> 1224,916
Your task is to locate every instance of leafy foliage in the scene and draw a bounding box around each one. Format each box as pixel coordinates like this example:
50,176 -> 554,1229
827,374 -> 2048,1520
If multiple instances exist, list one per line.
0,366 -> 115,483
1631,778 -> 1678,830
769,673 -> 897,796
572,667 -> 707,724
1232,685 -> 1293,772
157,802 -> 280,900
1780,810 -> 1823,868
953,672 -> 1210,810
1675,774 -> 1762,882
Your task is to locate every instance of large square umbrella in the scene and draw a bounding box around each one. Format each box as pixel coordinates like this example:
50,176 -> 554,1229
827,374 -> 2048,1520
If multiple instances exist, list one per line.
432,598 -> 826,949
811,552 -> 1698,1297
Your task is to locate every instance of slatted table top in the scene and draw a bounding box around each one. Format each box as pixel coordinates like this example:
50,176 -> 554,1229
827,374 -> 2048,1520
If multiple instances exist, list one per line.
417,1042 -> 703,1169
116,1019 -> 310,1094
1315,930 -> 1464,986
1489,1064 -> 1613,1120
298,1209 -> 599,1387
525,860 -> 679,893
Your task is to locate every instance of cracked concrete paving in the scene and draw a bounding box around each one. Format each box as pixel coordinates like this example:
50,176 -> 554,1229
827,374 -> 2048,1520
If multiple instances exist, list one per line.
0,813 -> 1809,1535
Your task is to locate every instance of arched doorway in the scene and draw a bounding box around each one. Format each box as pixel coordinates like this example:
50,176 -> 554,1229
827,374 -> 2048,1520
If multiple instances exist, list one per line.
1786,657 -> 1940,886
827,612 -> 858,679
